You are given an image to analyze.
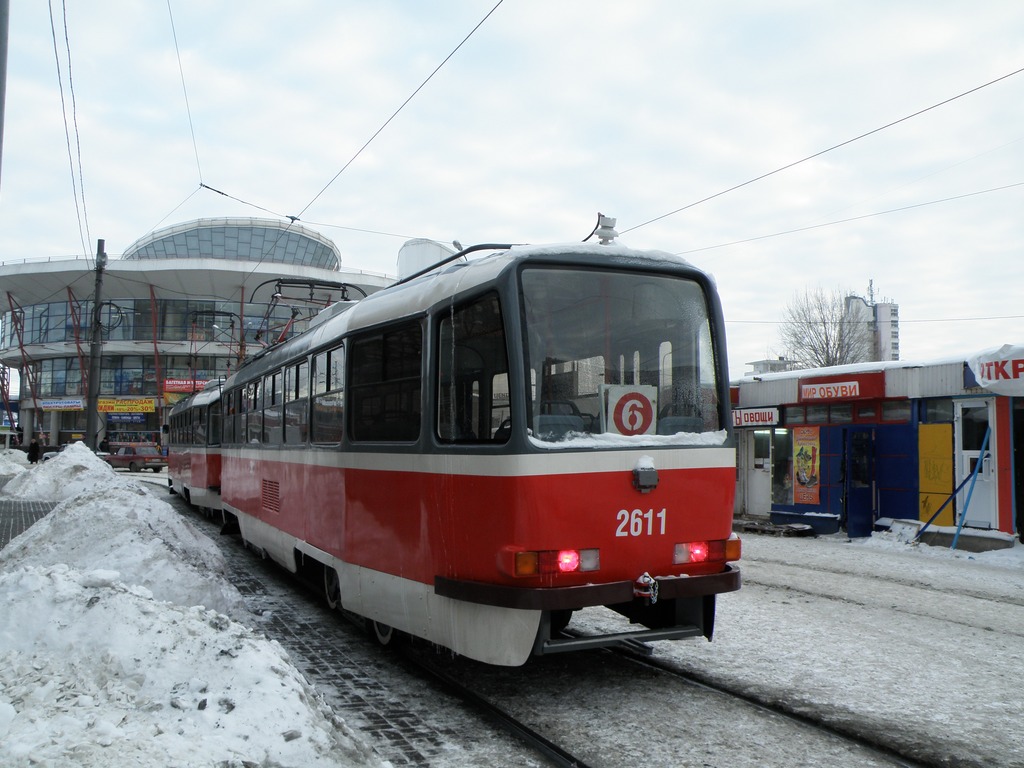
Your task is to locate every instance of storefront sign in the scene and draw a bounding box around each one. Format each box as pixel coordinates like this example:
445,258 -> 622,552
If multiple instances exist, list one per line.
967,345 -> 1024,396
732,407 -> 780,427
798,371 -> 884,402
164,379 -> 209,393
792,426 -> 821,505
98,398 -> 157,413
41,399 -> 83,411
107,413 -> 147,424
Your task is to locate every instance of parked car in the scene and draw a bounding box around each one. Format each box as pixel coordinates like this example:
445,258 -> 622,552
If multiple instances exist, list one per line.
104,446 -> 167,472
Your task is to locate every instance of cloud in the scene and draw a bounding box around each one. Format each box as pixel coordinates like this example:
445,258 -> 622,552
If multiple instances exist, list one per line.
2,1 -> 1024,379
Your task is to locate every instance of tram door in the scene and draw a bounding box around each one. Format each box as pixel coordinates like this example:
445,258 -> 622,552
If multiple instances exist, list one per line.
955,399 -> 997,529
844,426 -> 876,537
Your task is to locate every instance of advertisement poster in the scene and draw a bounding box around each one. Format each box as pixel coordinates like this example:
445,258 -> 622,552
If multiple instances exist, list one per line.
792,426 -> 820,505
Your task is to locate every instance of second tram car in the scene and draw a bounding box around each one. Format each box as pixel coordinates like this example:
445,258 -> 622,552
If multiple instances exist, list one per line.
168,229 -> 740,666
167,382 -> 223,513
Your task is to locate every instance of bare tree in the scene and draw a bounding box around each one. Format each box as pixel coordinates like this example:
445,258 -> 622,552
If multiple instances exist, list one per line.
779,287 -> 874,368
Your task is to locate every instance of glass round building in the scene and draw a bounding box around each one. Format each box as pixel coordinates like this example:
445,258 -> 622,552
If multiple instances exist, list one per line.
0,217 -> 390,449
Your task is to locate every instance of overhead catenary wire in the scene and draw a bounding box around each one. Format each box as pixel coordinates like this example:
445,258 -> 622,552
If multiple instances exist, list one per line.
676,181 -> 1024,256
47,0 -> 91,265
295,0 -> 505,220
622,64 -> 1024,236
225,0 -> 504,297
167,0 -> 202,184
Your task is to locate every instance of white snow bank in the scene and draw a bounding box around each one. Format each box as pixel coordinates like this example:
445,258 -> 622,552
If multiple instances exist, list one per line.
0,484 -> 247,618
0,441 -> 130,499
0,448 -> 28,477
0,445 -> 387,767
0,564 -> 380,767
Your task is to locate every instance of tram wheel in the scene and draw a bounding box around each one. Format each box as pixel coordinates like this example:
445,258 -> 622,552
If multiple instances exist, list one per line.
368,620 -> 396,647
323,567 -> 342,610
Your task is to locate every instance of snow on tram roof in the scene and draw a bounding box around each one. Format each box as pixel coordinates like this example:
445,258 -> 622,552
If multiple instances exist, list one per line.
327,240 -> 704,334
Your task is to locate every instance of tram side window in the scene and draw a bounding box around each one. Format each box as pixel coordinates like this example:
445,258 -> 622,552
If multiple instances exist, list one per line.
438,293 -> 510,443
350,323 -> 422,442
312,347 -> 344,444
224,388 -> 240,444
208,399 -> 221,446
195,405 -> 206,445
263,371 -> 283,444
284,360 -> 309,444
246,380 -> 262,443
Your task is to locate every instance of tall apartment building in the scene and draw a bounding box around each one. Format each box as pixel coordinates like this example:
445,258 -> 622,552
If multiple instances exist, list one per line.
845,285 -> 900,362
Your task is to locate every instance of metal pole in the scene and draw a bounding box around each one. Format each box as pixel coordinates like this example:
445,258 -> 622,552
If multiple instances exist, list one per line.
0,0 -> 10,191
84,240 -> 107,450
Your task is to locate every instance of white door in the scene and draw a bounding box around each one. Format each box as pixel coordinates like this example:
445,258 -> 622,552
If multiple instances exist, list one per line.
954,399 -> 997,529
741,429 -> 773,517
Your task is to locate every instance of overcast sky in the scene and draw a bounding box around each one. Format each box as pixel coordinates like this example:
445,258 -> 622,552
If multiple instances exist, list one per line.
2,1 -> 1023,380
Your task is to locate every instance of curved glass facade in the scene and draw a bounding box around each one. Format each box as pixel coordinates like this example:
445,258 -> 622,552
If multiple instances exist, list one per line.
0,217 -> 363,448
122,218 -> 341,270
3,298 -> 309,398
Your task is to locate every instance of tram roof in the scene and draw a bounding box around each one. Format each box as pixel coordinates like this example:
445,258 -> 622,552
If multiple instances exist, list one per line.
332,241 -> 703,334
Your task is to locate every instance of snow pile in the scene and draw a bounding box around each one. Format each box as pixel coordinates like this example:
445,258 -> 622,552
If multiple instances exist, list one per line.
0,448 -> 28,478
0,441 -> 130,500
0,451 -> 387,768
0,485 -> 246,618
0,566 -> 379,767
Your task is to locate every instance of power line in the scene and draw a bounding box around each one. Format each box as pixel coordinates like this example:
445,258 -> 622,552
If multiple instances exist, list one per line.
729,314 -> 1024,326
676,181 -> 1024,256
167,0 -> 203,183
47,0 -> 91,264
296,0 -> 505,219
622,64 -> 1024,235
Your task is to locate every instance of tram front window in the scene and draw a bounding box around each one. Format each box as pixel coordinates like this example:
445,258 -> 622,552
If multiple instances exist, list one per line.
520,267 -> 721,444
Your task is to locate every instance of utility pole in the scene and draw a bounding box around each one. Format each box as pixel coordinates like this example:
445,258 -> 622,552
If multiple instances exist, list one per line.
0,0 -> 9,189
84,240 -> 107,450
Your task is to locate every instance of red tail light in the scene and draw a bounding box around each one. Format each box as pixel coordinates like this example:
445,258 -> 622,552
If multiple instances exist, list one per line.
512,548 -> 600,576
674,535 -> 741,565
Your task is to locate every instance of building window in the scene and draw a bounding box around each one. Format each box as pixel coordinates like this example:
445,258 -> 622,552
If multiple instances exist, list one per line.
924,399 -> 953,423
881,400 -> 911,422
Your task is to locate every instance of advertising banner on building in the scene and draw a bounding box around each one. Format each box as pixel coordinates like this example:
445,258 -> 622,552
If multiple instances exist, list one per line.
798,371 -> 884,402
792,426 -> 820,505
966,344 -> 1024,396
98,398 -> 157,413
41,399 -> 83,411
732,407 -> 780,428
164,379 -> 209,393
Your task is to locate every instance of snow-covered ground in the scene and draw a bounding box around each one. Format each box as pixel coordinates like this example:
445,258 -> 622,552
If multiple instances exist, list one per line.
2,442 -> 1023,766
0,444 -> 386,767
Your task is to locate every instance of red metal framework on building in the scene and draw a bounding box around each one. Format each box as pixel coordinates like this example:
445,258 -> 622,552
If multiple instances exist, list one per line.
5,292 -> 42,431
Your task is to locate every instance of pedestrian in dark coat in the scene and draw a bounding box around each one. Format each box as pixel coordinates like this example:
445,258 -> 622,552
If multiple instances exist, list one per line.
27,438 -> 41,464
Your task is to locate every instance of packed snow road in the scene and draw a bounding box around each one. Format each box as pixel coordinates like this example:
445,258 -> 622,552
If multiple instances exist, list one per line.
645,534 -> 1024,768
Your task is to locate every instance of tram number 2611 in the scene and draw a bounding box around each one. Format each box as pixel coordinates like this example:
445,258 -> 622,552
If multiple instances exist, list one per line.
615,508 -> 667,537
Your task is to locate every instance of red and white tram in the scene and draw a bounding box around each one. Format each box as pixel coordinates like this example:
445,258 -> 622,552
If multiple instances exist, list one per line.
167,382 -> 223,513
168,230 -> 740,666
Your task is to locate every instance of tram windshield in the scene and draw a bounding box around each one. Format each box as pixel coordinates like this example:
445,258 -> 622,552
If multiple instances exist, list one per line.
520,267 -> 722,445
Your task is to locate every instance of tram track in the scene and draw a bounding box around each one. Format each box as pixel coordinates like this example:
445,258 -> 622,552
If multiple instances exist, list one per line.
165,492 -> 939,767
398,630 -> 928,768
603,643 -> 931,768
